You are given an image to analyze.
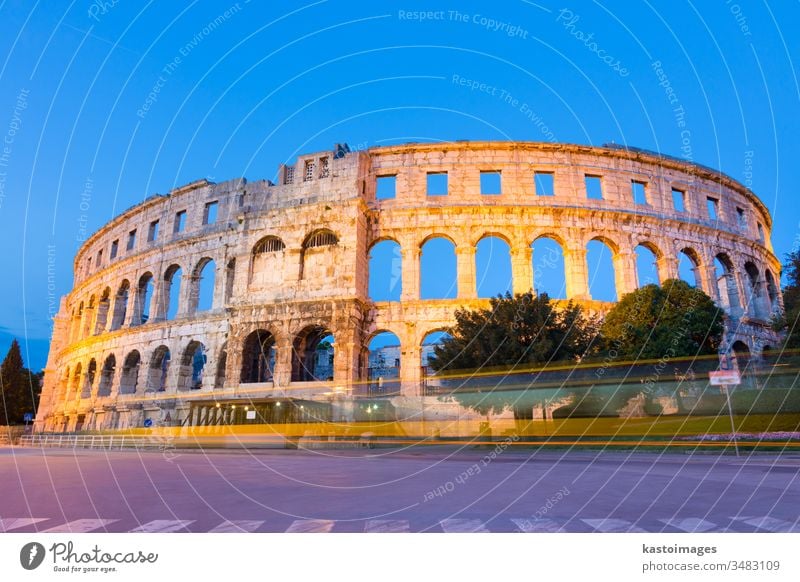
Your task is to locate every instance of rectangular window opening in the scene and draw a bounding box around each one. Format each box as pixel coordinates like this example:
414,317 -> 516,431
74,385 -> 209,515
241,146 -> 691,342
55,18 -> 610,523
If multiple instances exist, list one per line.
95,249 -> 102,268
585,175 -> 603,200
148,219 -> 159,242
376,175 -> 397,200
126,229 -> 137,251
534,171 -> 554,196
480,171 -> 502,195
757,222 -> 765,243
426,172 -> 448,196
174,210 -> 187,233
736,207 -> 746,229
110,239 -> 119,259
706,197 -> 719,220
671,188 -> 686,212
203,201 -> 218,225
632,180 -> 647,205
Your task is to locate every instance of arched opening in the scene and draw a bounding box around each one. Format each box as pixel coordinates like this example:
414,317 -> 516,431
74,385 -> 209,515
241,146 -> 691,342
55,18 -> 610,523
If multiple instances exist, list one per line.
476,235 -> 512,298
70,363 -> 82,401
163,264 -> 182,320
178,341 -> 206,391
194,259 -> 216,312
225,258 -> 236,302
765,269 -> 779,315
97,354 -> 116,397
714,254 -> 741,314
367,331 -> 401,395
240,330 -> 277,383
678,249 -> 701,288
587,238 -> 617,301
95,287 -> 111,334
732,340 -> 752,379
147,346 -> 171,392
368,239 -> 402,301
292,326 -> 334,382
119,351 -> 141,394
531,236 -> 566,299
300,230 -> 338,280
110,280 -> 129,330
82,296 -> 95,338
215,343 -> 228,389
421,331 -> 453,395
635,244 -> 660,288
75,302 -> 84,341
82,359 -> 96,398
133,273 -> 154,325
420,236 -> 457,299
744,261 -> 767,319
250,236 -> 285,287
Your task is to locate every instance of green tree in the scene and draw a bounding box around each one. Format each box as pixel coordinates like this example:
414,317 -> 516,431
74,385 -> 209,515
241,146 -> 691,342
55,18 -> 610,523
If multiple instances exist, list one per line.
775,250 -> 800,348
428,292 -> 599,373
0,339 -> 40,425
599,279 -> 724,359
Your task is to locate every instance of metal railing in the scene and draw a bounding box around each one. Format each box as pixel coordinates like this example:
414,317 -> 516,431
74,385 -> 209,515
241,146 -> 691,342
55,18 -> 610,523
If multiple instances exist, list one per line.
17,433 -> 175,451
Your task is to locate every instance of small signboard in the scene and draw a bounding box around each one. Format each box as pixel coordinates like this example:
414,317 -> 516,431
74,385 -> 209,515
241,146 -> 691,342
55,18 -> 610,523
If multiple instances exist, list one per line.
246,410 -> 256,420
143,418 -> 153,428
23,412 -> 33,423
709,370 -> 741,386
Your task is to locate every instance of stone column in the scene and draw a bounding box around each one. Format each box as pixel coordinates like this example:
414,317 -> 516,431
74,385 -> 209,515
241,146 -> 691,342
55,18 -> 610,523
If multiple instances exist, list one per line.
181,274 -> 200,316
400,345 -> 423,397
81,306 -> 94,338
656,256 -> 679,284
511,245 -> 533,295
613,251 -> 638,298
700,264 -> 720,303
272,336 -> 294,388
456,246 -> 476,299
400,247 -> 420,302
95,299 -> 110,334
563,247 -> 589,300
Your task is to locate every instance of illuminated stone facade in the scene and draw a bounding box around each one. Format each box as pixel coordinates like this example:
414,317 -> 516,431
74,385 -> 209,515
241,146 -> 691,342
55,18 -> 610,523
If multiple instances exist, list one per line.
36,141 -> 782,431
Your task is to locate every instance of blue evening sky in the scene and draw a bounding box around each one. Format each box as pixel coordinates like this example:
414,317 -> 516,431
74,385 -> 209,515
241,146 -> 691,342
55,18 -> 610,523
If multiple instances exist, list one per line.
1,1 -> 798,370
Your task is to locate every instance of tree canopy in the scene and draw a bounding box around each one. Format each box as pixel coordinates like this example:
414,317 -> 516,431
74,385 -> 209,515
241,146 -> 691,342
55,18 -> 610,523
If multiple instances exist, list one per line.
0,339 -> 41,425
775,250 -> 800,348
599,279 -> 724,359
427,292 -> 598,373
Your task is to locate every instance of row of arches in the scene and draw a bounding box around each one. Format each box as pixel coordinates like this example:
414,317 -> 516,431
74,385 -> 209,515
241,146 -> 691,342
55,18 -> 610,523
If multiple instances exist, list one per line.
68,258 -> 221,344
367,235 -> 781,319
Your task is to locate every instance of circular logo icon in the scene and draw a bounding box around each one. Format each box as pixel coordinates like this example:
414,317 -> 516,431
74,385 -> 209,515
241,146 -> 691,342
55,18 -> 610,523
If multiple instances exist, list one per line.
20,542 -> 46,570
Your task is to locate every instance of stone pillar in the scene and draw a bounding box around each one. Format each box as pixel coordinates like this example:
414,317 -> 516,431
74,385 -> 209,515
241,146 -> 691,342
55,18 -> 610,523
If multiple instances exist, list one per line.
563,247 -> 589,300
456,246 -> 476,299
656,256 -> 679,284
81,306 -> 94,338
700,264 -> 720,303
334,340 -> 359,389
511,245 -> 533,295
272,336 -> 293,387
95,299 -> 110,334
613,251 -> 638,299
400,345 -> 423,397
401,247 -> 420,301
181,275 -> 200,316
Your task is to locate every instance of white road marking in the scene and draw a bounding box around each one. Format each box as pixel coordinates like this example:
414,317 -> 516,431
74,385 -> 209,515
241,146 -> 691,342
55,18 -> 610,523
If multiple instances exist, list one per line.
659,518 -> 720,533
209,520 -> 264,533
40,519 -> 117,533
129,519 -> 193,533
439,519 -> 490,533
511,518 -> 565,533
0,517 -> 49,532
582,518 -> 647,533
285,519 -> 335,533
364,519 -> 409,533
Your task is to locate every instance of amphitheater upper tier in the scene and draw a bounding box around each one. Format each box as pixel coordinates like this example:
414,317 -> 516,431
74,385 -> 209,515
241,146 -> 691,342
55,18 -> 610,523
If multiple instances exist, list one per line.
37,141 -> 783,431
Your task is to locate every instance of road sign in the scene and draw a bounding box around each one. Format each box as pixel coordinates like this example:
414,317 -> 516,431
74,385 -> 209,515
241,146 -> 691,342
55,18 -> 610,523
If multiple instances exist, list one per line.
23,412 -> 33,423
709,370 -> 741,386
143,418 -> 153,428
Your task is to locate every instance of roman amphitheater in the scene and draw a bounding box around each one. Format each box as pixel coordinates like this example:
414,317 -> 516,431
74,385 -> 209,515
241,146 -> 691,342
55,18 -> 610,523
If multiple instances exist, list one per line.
36,141 -> 783,432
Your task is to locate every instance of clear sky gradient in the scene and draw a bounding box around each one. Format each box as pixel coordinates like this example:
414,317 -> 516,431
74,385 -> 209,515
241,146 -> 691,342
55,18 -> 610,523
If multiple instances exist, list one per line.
1,0 -> 799,370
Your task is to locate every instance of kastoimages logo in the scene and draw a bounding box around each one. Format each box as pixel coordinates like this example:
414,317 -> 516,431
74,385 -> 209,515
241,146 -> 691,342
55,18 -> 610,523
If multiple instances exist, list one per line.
20,542 -> 46,570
